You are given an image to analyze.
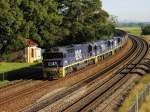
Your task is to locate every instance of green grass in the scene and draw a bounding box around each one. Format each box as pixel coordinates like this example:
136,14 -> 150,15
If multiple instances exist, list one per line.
118,26 -> 142,36
0,62 -> 34,74
119,75 -> 150,112
0,80 -> 9,86
139,95 -> 150,112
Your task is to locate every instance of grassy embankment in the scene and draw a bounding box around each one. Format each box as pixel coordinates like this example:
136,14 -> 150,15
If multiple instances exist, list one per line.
139,94 -> 150,112
0,80 -> 9,85
0,62 -> 34,74
0,62 -> 35,85
118,26 -> 142,36
119,75 -> 150,112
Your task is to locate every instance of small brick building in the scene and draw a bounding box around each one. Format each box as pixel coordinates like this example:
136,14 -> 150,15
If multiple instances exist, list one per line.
25,39 -> 42,63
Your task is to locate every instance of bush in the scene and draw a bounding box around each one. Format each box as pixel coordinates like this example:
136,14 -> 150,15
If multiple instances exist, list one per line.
141,25 -> 150,35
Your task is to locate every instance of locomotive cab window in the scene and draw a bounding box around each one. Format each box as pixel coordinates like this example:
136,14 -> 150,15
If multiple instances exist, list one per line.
43,53 -> 63,59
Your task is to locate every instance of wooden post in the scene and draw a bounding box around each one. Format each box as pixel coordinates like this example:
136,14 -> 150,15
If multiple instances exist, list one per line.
3,72 -> 5,81
136,94 -> 139,112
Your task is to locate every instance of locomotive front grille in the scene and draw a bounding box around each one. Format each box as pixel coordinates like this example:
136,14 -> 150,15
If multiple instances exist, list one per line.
43,68 -> 60,79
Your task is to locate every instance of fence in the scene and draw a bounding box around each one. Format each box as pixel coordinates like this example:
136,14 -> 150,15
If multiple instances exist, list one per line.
0,72 -> 7,81
128,82 -> 150,112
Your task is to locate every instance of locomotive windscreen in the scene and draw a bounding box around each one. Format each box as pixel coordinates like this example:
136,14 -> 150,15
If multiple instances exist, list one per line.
43,53 -> 63,59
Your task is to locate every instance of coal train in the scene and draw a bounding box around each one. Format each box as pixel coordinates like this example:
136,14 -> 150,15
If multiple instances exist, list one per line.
43,30 -> 128,79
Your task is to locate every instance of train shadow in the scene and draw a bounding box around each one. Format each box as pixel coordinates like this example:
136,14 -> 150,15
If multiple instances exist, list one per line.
0,63 -> 44,81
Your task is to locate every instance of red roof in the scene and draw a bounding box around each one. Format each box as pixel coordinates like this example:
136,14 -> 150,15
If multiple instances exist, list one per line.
26,39 -> 38,46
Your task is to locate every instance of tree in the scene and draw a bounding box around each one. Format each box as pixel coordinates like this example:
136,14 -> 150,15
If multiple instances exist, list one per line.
19,0 -> 63,48
141,25 -> 150,35
0,0 -> 25,54
0,0 -> 63,55
58,0 -> 115,44
0,0 -> 115,55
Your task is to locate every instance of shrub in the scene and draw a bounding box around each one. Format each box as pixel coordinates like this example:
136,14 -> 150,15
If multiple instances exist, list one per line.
141,25 -> 150,35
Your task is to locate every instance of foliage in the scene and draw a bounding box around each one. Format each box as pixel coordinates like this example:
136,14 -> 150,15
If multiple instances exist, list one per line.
58,0 -> 115,44
141,25 -> 150,35
0,0 -> 115,55
1,50 -> 25,62
20,0 -> 63,48
0,0 -> 62,54
0,0 -> 25,54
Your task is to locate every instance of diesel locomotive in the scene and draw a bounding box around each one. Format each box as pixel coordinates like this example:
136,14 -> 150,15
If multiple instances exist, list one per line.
43,31 -> 128,79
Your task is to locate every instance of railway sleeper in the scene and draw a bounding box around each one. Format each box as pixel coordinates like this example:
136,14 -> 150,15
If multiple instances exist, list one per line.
143,62 -> 150,66
126,64 -> 136,69
136,65 -> 150,71
141,58 -> 150,62
120,69 -> 132,74
145,61 -> 150,64
130,69 -> 147,76
140,63 -> 150,68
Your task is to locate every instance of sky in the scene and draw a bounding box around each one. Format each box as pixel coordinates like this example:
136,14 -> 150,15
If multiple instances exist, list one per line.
102,0 -> 150,22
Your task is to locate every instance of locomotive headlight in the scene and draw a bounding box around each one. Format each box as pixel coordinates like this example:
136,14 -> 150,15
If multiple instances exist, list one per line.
48,61 -> 58,67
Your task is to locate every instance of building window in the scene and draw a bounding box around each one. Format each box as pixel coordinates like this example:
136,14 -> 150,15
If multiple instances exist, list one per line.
31,48 -> 34,58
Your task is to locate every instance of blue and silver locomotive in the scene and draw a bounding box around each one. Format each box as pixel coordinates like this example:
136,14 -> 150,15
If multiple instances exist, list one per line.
43,31 -> 128,79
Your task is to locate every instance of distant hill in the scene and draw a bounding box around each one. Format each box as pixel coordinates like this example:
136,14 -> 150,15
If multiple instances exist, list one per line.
117,22 -> 150,27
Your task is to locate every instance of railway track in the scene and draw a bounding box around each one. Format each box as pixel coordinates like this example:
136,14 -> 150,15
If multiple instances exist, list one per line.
93,36 -> 149,112
62,35 -> 148,112
0,80 -> 49,105
93,75 -> 140,112
0,80 -> 31,90
20,35 -> 148,112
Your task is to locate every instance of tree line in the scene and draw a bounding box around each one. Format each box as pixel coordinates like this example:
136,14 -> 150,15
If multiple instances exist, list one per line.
0,0 -> 115,55
141,25 -> 150,35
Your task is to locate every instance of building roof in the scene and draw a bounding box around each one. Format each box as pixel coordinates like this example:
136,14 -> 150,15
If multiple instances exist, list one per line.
26,39 -> 38,47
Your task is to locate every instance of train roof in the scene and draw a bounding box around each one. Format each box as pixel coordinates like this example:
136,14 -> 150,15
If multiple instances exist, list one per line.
46,35 -> 123,53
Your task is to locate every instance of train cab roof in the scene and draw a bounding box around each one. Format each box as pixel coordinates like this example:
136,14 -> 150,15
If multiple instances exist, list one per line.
113,36 -> 120,39
94,40 -> 105,45
48,45 -> 74,54
113,36 -> 120,40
